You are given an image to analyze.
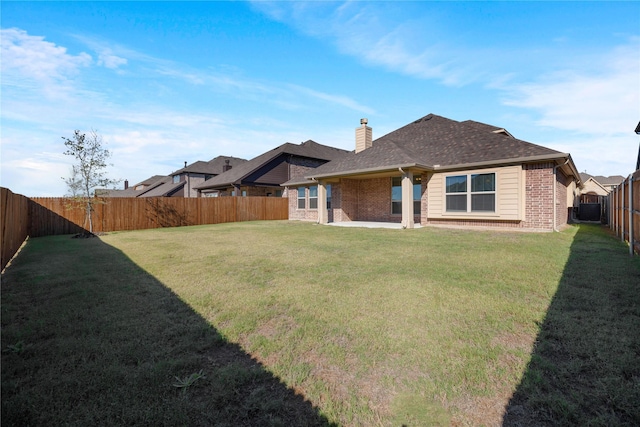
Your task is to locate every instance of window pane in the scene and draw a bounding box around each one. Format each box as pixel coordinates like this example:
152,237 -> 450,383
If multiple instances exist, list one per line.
413,183 -> 421,201
446,194 -> 467,211
391,186 -> 402,201
309,186 -> 318,197
471,194 -> 495,211
326,185 -> 331,209
391,177 -> 401,202
309,198 -> 317,209
414,200 -> 421,215
471,173 -> 495,192
392,201 -> 402,214
446,176 -> 467,193
298,187 -> 305,197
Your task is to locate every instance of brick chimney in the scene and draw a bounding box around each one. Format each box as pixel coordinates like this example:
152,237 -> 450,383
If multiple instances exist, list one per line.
355,118 -> 372,153
223,159 -> 232,172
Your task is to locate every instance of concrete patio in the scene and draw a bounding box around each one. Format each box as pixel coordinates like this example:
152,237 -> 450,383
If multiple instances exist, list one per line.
326,221 -> 422,229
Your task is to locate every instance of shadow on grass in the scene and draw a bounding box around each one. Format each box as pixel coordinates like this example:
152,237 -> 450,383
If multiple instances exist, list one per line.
1,235 -> 333,426
503,224 -> 640,426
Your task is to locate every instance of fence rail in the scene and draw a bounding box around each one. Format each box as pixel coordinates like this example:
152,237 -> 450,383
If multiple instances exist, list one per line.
609,170 -> 640,256
1,188 -> 289,270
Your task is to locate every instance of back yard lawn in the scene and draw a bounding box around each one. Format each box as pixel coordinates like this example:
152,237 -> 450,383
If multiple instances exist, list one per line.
2,222 -> 639,426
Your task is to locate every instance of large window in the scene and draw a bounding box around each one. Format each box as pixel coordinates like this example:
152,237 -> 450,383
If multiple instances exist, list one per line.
309,186 -> 318,209
326,185 -> 332,209
446,173 -> 495,212
391,176 -> 422,215
297,187 -> 305,209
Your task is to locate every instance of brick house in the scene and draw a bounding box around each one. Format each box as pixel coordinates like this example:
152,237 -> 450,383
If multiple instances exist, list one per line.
284,114 -> 582,231
193,140 -> 350,198
102,156 -> 247,198
165,156 -> 248,197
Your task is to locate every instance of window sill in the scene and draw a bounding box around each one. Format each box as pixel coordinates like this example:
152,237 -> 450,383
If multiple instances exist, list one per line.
441,212 -> 500,219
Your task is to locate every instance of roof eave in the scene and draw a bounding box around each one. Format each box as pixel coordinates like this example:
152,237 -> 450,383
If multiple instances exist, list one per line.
301,154 -> 581,185
304,163 -> 434,181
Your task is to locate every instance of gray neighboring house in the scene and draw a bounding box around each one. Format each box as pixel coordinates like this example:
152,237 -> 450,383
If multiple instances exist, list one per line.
100,175 -> 170,197
193,140 -> 350,197
284,114 -> 582,231
102,156 -> 247,198
168,156 -> 248,197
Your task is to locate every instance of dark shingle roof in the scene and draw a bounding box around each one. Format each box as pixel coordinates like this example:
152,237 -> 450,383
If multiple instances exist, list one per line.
101,175 -> 169,197
307,114 -> 567,178
194,140 -> 350,190
171,156 -> 248,176
139,179 -> 185,197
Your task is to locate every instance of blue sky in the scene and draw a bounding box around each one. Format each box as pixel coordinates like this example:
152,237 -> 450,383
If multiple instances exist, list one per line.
2,1 -> 639,196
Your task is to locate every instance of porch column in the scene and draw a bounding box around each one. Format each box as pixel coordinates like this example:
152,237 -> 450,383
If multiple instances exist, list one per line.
317,181 -> 328,224
401,171 -> 414,229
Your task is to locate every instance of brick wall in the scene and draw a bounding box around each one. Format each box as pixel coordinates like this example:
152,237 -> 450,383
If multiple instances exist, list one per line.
555,169 -> 570,228
523,163 -> 555,230
336,179 -> 358,222
289,157 -> 327,181
288,164 -> 571,231
288,186 -> 319,221
355,177 -> 395,222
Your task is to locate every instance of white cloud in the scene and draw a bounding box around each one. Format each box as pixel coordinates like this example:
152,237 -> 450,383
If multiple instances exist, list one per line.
0,28 -> 92,82
503,40 -> 640,136
251,1 -> 480,86
288,84 -> 375,115
97,48 -> 127,69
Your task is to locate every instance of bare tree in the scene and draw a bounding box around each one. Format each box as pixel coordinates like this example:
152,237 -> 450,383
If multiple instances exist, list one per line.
62,129 -> 119,234
63,165 -> 84,198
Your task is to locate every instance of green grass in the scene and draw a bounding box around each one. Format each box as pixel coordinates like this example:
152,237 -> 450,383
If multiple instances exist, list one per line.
2,221 -> 639,426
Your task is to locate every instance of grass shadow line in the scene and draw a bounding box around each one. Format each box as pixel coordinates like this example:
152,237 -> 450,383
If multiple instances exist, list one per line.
502,224 -> 640,426
1,235 -> 334,426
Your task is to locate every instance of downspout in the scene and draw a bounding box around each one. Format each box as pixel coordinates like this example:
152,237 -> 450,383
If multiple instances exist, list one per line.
553,159 -> 570,232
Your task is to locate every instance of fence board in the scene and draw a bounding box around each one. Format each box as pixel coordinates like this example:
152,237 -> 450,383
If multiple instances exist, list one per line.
610,171 -> 640,255
1,190 -> 288,269
28,196 -> 288,234
1,188 -> 30,270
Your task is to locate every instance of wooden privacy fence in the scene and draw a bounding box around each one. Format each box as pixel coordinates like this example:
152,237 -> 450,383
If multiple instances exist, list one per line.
1,187 -> 289,270
1,188 -> 30,271
609,170 -> 640,256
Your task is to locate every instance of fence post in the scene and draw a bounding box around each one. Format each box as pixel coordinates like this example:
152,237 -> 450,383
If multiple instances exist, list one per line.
620,179 -> 625,242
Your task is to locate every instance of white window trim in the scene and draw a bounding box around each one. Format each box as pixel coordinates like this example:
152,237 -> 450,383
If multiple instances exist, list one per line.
443,171 -> 498,216
297,187 -> 306,210
309,185 -> 318,210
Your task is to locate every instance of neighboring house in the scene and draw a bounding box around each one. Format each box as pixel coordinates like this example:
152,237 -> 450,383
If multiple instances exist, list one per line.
193,140 -> 350,197
101,156 -> 248,198
169,156 -> 248,197
579,173 -> 624,196
99,175 -> 170,197
578,174 -> 609,203
284,114 -> 582,231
